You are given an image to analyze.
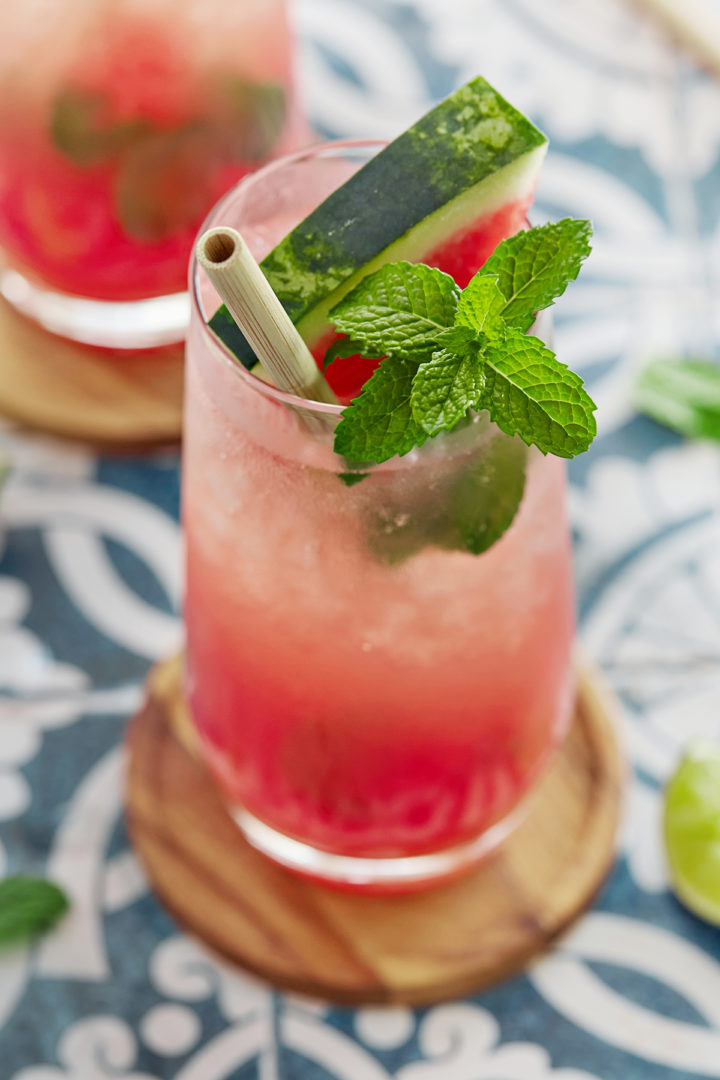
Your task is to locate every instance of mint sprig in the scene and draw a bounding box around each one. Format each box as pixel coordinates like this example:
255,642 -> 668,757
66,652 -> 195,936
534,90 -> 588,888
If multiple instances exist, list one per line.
481,331 -> 596,457
331,218 -> 596,464
330,262 -> 460,361
0,876 -> 69,947
410,327 -> 486,436
482,218 -> 593,332
333,357 -> 428,464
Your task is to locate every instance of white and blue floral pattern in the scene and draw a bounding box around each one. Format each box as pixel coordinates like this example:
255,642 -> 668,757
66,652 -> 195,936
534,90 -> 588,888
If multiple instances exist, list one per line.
2,0 -> 720,1075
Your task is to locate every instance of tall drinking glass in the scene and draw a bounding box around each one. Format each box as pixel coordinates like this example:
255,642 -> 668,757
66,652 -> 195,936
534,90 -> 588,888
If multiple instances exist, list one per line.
0,0 -> 300,348
184,142 -> 576,891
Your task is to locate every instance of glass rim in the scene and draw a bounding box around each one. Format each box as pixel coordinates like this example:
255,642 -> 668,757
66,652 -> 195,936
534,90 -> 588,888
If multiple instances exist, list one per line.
189,138 -> 388,418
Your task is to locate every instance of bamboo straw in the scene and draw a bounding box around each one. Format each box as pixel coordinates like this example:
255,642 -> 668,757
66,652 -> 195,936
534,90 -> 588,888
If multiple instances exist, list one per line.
196,227 -> 338,409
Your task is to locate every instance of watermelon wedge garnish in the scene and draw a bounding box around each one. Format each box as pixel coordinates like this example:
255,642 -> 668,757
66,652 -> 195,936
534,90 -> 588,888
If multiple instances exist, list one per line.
209,76 -> 547,399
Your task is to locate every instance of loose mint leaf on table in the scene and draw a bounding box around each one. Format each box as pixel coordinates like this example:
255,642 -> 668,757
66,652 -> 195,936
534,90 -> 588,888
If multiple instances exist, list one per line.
482,218 -> 593,332
330,262 -> 460,361
334,357 -> 428,465
481,331 -> 596,458
633,357 -> 720,441
0,876 -> 69,947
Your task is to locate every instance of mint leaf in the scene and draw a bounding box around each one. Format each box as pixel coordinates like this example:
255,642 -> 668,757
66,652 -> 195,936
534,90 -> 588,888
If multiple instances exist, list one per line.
482,218 -> 592,332
633,358 -> 720,441
115,126 -> 217,241
367,428 -> 526,564
456,275 -> 506,336
411,329 -> 486,436
334,357 -> 428,464
368,500 -> 437,565
323,336 -> 383,372
481,330 -> 596,457
50,89 -> 149,166
223,78 -> 286,162
338,471 -> 370,487
0,876 -> 69,947
330,262 -> 460,360
447,433 -> 526,555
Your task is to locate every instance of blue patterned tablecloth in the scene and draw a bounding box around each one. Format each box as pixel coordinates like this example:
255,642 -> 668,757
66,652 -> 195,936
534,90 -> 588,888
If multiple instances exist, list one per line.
2,1 -> 720,1076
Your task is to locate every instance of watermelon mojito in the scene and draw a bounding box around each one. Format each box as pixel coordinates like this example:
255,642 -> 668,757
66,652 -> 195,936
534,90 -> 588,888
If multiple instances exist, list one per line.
0,0 -> 300,346
184,81 -> 596,889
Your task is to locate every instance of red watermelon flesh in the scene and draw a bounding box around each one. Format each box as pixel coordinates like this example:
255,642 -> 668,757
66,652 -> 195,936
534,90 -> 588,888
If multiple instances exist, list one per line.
318,194 -> 533,403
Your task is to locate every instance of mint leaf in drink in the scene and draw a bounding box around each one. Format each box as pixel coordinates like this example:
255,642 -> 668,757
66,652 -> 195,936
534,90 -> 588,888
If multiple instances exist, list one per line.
329,262 -> 460,361
447,433 -> 526,555
411,328 -> 485,436
334,357 -> 428,464
51,90 -> 109,164
481,330 -> 596,457
338,471 -> 370,487
367,427 -> 526,563
50,89 -> 148,166
455,274 -> 506,336
323,337 -> 383,372
115,126 -> 217,241
223,78 -> 286,162
482,218 -> 592,332
633,357 -> 720,440
0,876 -> 69,947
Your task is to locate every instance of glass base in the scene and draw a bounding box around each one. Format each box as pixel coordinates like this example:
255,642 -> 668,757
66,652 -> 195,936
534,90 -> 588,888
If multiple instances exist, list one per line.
232,805 -> 525,891
0,264 -> 190,349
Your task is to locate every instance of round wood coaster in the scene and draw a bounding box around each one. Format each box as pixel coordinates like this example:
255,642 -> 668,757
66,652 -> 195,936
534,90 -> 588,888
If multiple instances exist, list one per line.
126,656 -> 624,1006
0,298 -> 183,447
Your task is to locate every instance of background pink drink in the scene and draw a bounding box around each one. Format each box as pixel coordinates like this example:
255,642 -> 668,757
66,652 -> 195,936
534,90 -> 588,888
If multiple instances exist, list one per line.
184,143 -> 576,887
0,0 -> 299,342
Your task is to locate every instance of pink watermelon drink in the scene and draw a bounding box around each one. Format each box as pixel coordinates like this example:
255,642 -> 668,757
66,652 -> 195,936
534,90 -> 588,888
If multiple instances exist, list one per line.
0,0 -> 299,344
184,82 -> 592,889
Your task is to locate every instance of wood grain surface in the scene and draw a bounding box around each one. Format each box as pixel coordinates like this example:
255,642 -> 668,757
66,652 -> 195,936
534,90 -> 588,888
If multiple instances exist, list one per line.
0,298 -> 184,447
126,656 -> 624,1006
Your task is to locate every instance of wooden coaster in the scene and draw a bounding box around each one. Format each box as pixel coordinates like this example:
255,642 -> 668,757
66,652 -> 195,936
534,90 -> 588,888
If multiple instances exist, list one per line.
126,656 -> 624,1006
0,298 -> 183,447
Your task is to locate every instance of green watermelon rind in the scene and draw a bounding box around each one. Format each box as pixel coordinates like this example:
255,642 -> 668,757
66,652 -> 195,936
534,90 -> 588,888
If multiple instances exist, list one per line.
208,76 -> 547,370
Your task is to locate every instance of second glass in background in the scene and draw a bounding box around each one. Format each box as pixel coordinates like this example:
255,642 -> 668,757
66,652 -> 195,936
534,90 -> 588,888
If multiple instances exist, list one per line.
0,0 -> 303,347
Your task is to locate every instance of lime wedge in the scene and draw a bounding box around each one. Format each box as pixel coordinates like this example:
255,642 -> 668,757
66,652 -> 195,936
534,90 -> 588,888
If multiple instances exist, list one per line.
664,740 -> 720,925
